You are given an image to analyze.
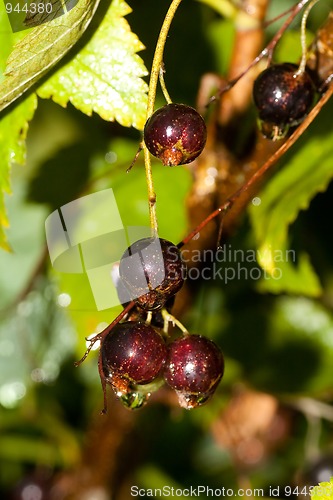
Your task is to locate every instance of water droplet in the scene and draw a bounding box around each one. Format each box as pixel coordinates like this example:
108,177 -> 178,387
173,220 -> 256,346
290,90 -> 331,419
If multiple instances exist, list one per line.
120,390 -> 150,410
17,300 -> 33,317
105,151 -> 117,164
22,484 -> 43,500
57,293 -> 71,308
0,381 -> 26,408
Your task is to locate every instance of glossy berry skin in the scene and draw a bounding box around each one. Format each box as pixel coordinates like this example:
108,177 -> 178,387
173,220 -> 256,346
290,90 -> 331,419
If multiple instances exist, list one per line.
119,237 -> 185,311
164,335 -> 224,409
101,322 -> 167,388
253,63 -> 315,139
144,103 -> 207,166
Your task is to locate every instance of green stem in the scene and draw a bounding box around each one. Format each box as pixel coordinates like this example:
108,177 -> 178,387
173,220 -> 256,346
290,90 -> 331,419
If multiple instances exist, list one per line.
146,0 -> 183,120
159,65 -> 173,104
144,147 -> 158,236
144,0 -> 183,235
296,0 -> 320,76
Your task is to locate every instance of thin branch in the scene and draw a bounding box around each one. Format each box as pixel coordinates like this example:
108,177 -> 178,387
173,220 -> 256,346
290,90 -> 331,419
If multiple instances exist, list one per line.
182,82 -> 333,246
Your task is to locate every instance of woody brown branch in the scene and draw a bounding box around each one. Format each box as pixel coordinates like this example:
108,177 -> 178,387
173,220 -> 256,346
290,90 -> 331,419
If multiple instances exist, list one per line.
186,3 -> 333,258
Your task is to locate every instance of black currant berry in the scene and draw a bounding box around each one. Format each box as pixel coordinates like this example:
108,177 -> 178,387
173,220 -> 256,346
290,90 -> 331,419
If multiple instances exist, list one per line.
101,321 -> 167,387
144,103 -> 207,166
119,237 -> 186,311
164,334 -> 224,409
253,63 -> 315,139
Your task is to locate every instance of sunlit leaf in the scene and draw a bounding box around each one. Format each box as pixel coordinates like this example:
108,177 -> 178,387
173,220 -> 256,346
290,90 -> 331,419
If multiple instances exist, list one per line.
0,94 -> 37,249
37,0 -> 148,130
0,175 -> 46,302
0,0 -> 101,111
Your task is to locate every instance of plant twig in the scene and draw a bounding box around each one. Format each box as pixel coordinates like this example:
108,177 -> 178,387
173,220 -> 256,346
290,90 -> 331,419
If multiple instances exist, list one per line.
159,64 -> 173,104
74,301 -> 135,366
182,82 -> 333,246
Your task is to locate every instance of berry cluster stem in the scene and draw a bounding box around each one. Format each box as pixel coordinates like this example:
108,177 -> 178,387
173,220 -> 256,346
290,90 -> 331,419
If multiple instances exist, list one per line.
143,0 -> 183,235
162,308 -> 189,335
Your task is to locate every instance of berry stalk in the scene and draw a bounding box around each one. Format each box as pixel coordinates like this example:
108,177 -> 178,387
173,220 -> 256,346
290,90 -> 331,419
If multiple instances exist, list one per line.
296,0 -> 320,76
143,0 -> 183,234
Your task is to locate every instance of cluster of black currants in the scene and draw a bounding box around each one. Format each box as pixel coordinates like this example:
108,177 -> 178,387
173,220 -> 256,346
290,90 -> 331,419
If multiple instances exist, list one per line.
97,237 -> 224,411
87,61 -> 318,411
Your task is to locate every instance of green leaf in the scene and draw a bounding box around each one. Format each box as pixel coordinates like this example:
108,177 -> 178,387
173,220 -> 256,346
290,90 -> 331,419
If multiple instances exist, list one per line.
0,93 -> 37,249
0,0 -> 101,111
0,7 -> 15,78
0,174 -> 47,305
255,242 -> 321,296
311,478 -> 333,500
206,18 -> 235,76
37,0 -> 148,129
195,0 -> 237,19
248,100 -> 333,296
267,296 -> 333,394
0,3 -> 33,249
217,289 -> 333,395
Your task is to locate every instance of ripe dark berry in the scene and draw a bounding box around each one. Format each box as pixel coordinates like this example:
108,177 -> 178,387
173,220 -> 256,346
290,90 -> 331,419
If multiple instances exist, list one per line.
101,321 -> 167,388
119,237 -> 186,311
164,334 -> 224,409
253,63 -> 315,139
144,103 -> 207,166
